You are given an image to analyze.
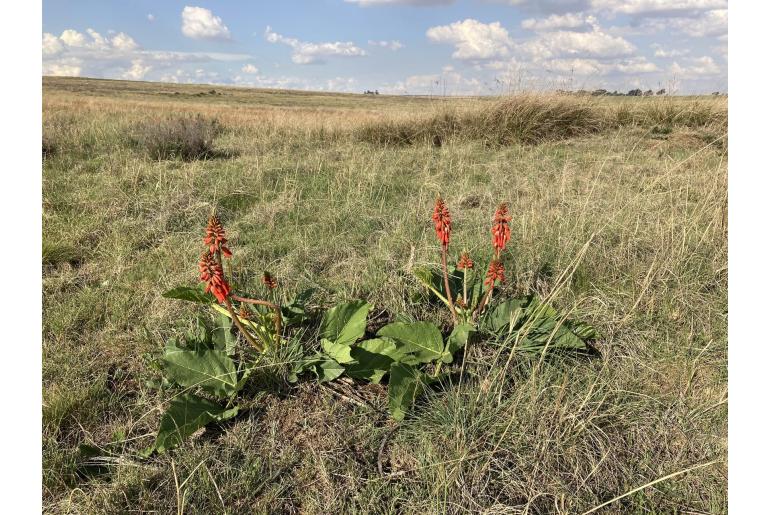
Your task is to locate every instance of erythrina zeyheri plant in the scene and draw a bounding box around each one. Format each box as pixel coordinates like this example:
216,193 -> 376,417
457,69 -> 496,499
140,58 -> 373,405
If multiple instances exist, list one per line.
420,198 -> 514,325
196,215 -> 282,351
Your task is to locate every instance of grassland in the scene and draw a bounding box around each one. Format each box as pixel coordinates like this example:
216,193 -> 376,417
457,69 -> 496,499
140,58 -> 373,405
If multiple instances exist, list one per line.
43,76 -> 727,513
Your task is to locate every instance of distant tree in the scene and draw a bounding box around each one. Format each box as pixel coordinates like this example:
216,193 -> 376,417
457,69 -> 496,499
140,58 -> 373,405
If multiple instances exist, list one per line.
592,89 -> 608,96
627,88 -> 643,96
712,91 -> 720,96
643,89 -> 653,96
375,90 -> 379,95
656,88 -> 666,95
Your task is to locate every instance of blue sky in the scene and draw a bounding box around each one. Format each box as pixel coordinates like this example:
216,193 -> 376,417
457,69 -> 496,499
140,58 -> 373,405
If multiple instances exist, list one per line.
42,1 -> 727,94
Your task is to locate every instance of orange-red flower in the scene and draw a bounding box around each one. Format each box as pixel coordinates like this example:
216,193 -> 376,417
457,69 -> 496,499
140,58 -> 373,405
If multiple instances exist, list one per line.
491,203 -> 511,256
484,260 -> 506,288
432,197 -> 451,247
204,215 -> 232,258
457,253 -> 474,270
262,271 -> 278,290
199,251 -> 231,303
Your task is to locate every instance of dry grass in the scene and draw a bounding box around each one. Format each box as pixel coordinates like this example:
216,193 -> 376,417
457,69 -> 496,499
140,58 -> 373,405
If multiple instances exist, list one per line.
42,77 -> 727,514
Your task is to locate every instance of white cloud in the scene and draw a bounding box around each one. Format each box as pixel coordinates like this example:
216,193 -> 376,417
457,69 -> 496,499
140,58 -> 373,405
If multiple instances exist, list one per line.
42,28 -> 251,82
241,63 -> 258,73
666,9 -> 727,37
265,26 -> 367,64
60,29 -> 87,47
147,14 -> 155,22
122,59 -> 151,80
181,6 -> 231,40
43,59 -> 82,77
592,0 -> 726,17
42,33 -> 64,56
670,55 -> 720,77
111,32 -> 139,51
368,40 -> 404,50
522,29 -> 635,59
522,14 -> 597,32
651,44 -> 689,58
426,19 -> 512,60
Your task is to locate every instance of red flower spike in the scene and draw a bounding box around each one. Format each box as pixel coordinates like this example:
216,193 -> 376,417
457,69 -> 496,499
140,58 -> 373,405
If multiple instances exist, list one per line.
491,203 -> 511,255
457,253 -> 474,270
262,271 -> 278,290
432,197 -> 451,247
484,260 -> 506,288
204,215 -> 232,258
199,251 -> 231,303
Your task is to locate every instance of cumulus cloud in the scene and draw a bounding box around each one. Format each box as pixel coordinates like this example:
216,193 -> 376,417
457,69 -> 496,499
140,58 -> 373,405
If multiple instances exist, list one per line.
426,19 -> 512,60
264,26 -> 366,64
521,13 -> 597,32
670,55 -> 720,77
122,59 -> 151,80
42,28 -> 250,82
368,40 -> 404,50
181,6 -> 231,40
522,29 -> 635,59
241,64 -> 258,73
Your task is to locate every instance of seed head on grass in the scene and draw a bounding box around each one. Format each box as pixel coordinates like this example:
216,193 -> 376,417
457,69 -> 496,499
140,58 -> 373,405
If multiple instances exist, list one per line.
199,251 -> 231,303
204,215 -> 232,257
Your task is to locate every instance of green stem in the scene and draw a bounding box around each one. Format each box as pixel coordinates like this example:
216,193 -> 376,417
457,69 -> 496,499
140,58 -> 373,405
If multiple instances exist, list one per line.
441,246 -> 458,325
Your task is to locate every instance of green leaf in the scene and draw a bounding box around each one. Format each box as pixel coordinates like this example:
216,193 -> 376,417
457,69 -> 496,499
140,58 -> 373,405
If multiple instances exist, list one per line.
282,288 -> 316,326
388,363 -> 425,421
153,393 -> 238,453
321,338 -> 355,364
319,300 -> 371,346
162,285 -> 215,304
482,298 -> 529,334
377,321 -> 443,363
163,342 -> 239,398
312,358 -> 345,382
442,323 -> 474,364
346,338 -> 400,384
212,314 -> 237,356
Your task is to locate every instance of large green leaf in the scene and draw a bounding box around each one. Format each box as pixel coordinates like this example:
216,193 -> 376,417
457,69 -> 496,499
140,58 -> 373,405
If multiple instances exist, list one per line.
441,323 -> 474,364
282,288 -> 316,326
321,338 -> 355,364
212,313 -> 237,356
319,300 -> 371,346
346,338 -> 400,384
162,285 -> 215,304
163,342 -> 239,398
153,393 -> 238,453
388,363 -> 425,421
377,321 -> 443,363
482,298 -> 528,334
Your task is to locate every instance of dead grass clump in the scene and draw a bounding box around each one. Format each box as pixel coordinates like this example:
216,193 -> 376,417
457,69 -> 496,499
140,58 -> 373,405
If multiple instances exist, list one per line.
131,114 -> 223,161
356,94 -> 604,146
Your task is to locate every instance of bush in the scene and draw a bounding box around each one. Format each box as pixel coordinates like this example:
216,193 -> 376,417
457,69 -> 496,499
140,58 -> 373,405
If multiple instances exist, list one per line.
132,115 -> 223,161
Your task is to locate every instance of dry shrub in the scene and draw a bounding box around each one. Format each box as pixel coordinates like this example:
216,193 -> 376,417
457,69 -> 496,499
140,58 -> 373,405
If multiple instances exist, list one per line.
132,114 -> 223,160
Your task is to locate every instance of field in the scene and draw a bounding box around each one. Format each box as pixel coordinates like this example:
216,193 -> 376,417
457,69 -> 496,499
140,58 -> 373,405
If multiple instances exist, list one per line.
43,77 -> 728,513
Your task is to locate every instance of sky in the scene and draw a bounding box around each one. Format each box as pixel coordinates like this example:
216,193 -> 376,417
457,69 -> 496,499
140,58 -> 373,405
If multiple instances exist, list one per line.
42,1 -> 728,95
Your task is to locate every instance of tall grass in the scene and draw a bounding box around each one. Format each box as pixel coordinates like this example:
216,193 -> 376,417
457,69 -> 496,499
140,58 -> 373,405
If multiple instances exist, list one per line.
356,94 -> 727,146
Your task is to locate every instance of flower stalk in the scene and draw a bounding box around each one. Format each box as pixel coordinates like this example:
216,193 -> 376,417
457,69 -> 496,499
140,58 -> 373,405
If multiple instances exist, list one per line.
433,197 -> 458,325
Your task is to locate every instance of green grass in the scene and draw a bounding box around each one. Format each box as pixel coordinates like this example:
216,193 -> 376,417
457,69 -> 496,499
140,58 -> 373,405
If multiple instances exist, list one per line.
43,77 -> 727,513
